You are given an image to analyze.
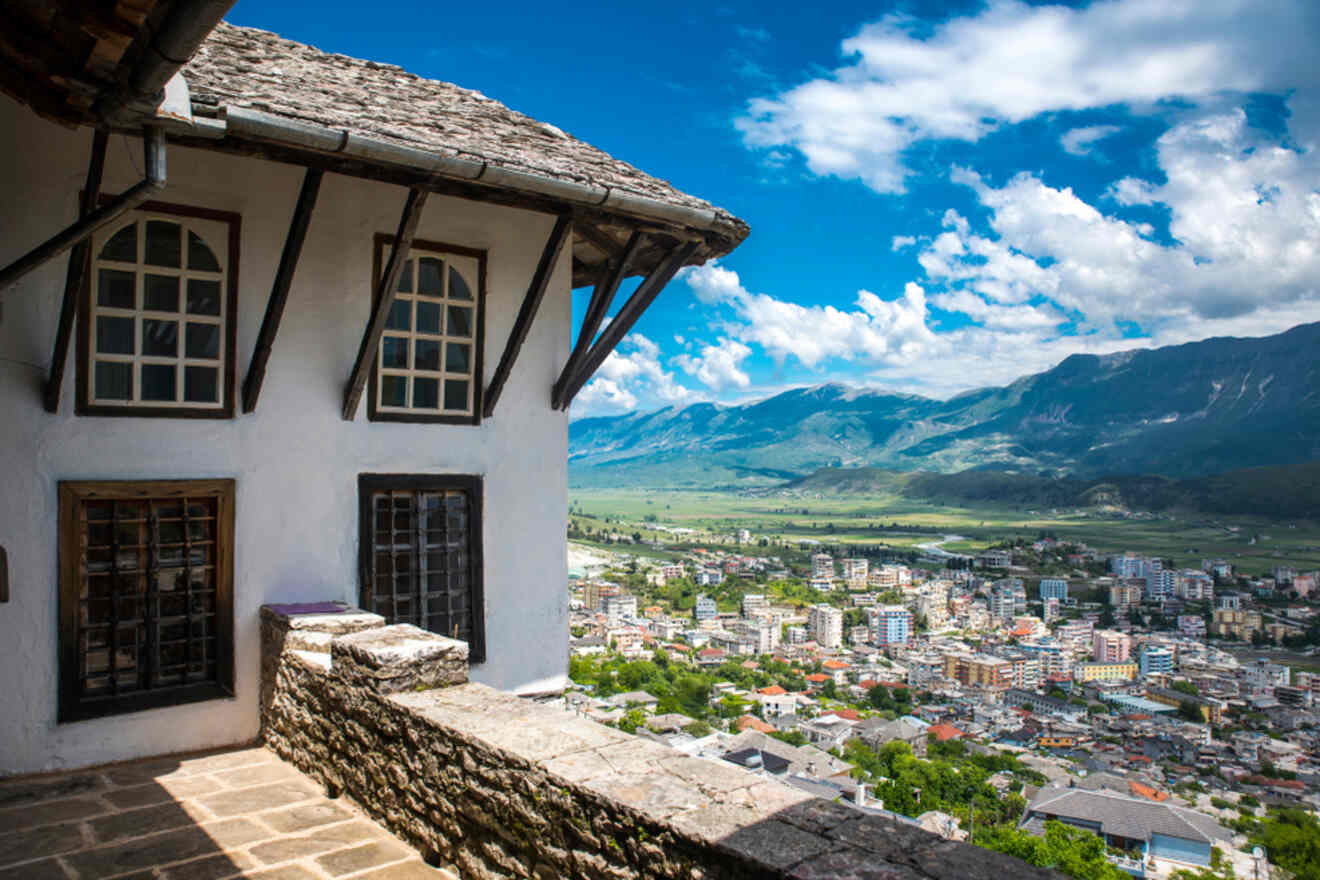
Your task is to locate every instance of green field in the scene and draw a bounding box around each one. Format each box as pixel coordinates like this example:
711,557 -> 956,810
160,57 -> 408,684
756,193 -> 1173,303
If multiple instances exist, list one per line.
569,488 -> 1320,576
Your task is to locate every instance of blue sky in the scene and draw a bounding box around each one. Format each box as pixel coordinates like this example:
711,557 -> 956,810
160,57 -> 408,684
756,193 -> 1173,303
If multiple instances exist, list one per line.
229,1 -> 1320,416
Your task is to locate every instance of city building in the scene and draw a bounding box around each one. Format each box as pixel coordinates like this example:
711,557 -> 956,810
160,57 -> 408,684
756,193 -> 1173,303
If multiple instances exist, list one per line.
1019,639 -> 1066,677
1138,645 -> 1174,678
1110,581 -> 1143,609
1147,687 -> 1225,724
741,593 -> 769,618
694,594 -> 719,623
808,604 -> 844,650
842,558 -> 869,585
1177,615 -> 1207,638
1092,630 -> 1132,663
1245,658 -> 1290,693
1039,578 -> 1068,602
695,568 -> 724,587
601,594 -> 638,627
977,549 -> 1012,569
944,653 -> 1013,690
811,553 -> 835,580
872,606 -> 913,648
1074,661 -> 1139,683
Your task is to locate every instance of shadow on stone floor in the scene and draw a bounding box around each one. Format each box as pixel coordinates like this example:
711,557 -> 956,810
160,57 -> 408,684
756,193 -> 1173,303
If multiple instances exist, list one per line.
0,745 -> 447,879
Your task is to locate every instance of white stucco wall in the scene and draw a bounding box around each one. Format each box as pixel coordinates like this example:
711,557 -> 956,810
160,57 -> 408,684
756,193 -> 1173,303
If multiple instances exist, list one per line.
0,98 -> 571,775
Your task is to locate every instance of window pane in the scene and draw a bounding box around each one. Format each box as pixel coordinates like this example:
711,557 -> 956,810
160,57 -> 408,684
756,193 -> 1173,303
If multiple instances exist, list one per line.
145,220 -> 182,267
185,322 -> 220,359
141,364 -> 176,401
413,377 -> 439,409
417,257 -> 444,295
94,361 -> 132,400
449,266 -> 473,301
143,274 -> 180,312
444,379 -> 469,411
386,299 -> 411,331
446,342 -> 470,373
185,366 -> 218,403
142,319 -> 178,357
187,279 -> 222,315
381,336 -> 408,368
380,374 -> 407,407
101,224 -> 137,262
416,301 -> 442,334
447,305 -> 472,338
187,231 -> 221,271
395,260 -> 413,294
98,269 -> 136,309
414,339 -> 441,371
96,316 -> 134,354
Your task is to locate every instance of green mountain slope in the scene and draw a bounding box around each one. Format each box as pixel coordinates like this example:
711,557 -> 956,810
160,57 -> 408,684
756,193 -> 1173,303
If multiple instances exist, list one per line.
569,322 -> 1320,489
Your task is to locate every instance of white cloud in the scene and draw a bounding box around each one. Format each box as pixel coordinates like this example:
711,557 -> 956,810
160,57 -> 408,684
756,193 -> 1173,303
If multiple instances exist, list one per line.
1060,124 -> 1120,156
891,235 -> 917,251
574,333 -> 704,417
673,338 -> 753,391
736,0 -> 1319,192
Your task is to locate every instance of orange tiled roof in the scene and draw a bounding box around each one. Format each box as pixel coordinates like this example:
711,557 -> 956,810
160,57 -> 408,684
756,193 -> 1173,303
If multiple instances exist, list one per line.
928,723 -> 964,742
1128,781 -> 1169,802
758,685 -> 788,696
805,673 -> 829,683
736,715 -> 775,734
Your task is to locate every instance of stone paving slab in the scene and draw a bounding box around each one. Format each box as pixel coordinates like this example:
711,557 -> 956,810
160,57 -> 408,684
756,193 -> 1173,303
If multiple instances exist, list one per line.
0,745 -> 453,880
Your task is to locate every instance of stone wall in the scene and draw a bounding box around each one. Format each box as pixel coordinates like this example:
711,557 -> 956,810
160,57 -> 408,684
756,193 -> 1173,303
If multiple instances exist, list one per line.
260,604 -> 1059,880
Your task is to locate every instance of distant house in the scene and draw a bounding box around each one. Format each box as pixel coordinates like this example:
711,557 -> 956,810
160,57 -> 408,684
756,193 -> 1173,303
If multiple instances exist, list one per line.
1020,788 -> 1232,870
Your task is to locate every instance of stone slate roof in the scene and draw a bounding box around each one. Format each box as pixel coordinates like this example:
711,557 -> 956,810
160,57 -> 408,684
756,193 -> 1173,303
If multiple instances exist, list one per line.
183,23 -> 747,244
1024,788 -> 1229,845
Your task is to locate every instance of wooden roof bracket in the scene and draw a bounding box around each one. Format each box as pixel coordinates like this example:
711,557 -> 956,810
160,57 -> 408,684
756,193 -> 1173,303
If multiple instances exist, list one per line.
554,239 -> 702,410
341,186 -> 429,420
482,213 -> 573,418
551,230 -> 644,408
1,126 -> 166,293
42,129 -> 108,413
241,167 -> 324,413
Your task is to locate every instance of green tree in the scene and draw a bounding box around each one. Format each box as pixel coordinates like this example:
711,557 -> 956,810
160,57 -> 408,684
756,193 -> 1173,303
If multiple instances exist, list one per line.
1177,700 -> 1204,723
1251,809 -> 1320,880
1171,680 -> 1199,696
975,821 -> 1127,880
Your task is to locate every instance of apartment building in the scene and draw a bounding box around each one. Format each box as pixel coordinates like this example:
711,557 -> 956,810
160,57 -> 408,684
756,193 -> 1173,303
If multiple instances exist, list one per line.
1092,630 -> 1132,663
871,606 -> 914,648
808,604 -> 844,650
811,553 -> 835,579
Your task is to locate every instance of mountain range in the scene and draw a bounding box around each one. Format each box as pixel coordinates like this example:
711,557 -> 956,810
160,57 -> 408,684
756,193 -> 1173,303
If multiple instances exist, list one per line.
569,322 -> 1320,490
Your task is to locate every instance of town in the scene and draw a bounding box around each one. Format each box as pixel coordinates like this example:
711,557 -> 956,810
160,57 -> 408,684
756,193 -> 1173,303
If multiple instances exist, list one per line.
565,534 -> 1320,880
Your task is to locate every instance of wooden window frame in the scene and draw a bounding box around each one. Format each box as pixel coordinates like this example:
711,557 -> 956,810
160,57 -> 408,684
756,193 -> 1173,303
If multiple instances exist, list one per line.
367,235 -> 487,425
357,473 -> 485,663
58,479 -> 236,723
76,198 -> 241,418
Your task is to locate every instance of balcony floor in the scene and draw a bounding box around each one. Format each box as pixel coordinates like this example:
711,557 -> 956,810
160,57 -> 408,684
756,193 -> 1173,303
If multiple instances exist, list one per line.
0,745 -> 453,880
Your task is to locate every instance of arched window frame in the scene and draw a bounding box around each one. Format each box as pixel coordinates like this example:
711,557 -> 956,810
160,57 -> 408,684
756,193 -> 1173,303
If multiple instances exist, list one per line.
77,199 -> 241,418
367,234 -> 486,425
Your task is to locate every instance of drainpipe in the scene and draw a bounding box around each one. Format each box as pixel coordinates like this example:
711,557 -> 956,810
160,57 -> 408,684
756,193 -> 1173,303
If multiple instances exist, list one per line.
94,0 -> 238,126
0,128 -> 167,291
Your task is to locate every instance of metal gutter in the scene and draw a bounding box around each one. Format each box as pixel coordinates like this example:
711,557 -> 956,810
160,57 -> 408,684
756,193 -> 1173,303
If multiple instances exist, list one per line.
220,107 -> 722,233
0,129 -> 167,292
95,0 -> 239,125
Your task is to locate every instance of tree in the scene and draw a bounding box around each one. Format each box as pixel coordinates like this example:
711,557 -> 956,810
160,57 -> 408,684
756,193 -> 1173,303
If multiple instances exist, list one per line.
1251,809 -> 1320,880
975,821 -> 1127,880
1171,680 -> 1199,696
868,685 -> 892,710
769,729 -> 807,746
1177,700 -> 1204,723
683,720 -> 714,738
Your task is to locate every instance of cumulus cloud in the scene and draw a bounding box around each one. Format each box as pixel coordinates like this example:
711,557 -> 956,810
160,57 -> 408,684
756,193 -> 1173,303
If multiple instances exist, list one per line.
934,110 -> 1320,330
574,334 -> 704,416
673,338 -> 753,391
736,0 -> 1319,192
1060,124 -> 1120,156
891,235 -> 917,251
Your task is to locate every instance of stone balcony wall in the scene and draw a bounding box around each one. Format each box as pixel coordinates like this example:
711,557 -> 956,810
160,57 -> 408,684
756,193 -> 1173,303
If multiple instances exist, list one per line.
259,604 -> 1059,880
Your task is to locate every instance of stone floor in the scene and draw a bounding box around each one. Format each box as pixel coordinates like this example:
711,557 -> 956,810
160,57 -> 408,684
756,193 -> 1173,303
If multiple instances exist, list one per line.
0,745 -> 456,880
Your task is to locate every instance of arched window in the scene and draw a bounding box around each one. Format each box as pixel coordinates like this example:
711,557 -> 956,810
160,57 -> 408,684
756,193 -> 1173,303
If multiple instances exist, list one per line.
369,237 -> 485,423
82,205 -> 238,416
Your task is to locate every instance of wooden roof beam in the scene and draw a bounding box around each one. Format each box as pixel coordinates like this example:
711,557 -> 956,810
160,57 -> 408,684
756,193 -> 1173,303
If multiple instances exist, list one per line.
552,230 -> 644,408
342,186 -> 427,420
43,129 -> 108,413
483,213 -> 573,418
554,239 -> 701,410
242,167 -> 323,413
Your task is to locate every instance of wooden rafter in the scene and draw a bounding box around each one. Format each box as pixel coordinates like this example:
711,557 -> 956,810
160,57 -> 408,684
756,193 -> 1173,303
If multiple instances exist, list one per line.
555,239 -> 701,410
573,221 -> 626,261
482,213 -> 573,418
552,229 -> 644,408
341,187 -> 428,420
43,128 -> 107,413
241,167 -> 323,413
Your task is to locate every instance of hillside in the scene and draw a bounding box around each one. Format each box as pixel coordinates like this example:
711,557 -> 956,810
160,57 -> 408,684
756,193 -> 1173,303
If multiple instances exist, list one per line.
569,322 -> 1320,489
779,462 -> 1320,519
